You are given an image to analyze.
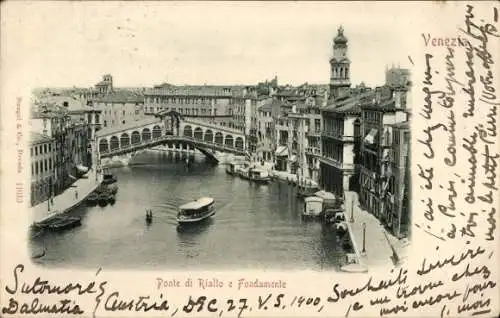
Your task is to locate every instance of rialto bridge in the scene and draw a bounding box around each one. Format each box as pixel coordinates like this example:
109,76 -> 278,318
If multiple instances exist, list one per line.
96,111 -> 246,163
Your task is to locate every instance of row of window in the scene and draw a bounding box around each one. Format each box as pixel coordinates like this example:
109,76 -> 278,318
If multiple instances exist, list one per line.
31,143 -> 52,157
148,97 -> 219,105
31,158 -> 53,176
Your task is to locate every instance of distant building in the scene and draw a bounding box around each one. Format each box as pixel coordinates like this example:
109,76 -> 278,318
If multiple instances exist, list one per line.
385,67 -> 411,88
93,90 -> 146,130
144,84 -> 233,118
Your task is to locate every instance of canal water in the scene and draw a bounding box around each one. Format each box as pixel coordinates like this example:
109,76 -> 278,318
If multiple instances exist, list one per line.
30,151 -> 347,271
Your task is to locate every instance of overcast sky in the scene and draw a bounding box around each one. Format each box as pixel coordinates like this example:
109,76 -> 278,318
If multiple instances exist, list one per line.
3,2 -> 437,89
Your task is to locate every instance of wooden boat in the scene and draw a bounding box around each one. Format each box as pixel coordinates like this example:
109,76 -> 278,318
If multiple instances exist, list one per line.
302,196 -> 324,219
177,197 -> 215,224
226,162 -> 242,175
48,216 -> 81,231
237,167 -> 250,180
296,182 -> 320,198
248,168 -> 270,184
86,192 -> 98,205
108,194 -> 116,205
102,173 -> 117,185
98,193 -> 109,206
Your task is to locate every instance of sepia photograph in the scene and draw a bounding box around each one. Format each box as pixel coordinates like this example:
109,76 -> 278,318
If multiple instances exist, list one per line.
27,4 -> 412,272
2,1 -> 499,317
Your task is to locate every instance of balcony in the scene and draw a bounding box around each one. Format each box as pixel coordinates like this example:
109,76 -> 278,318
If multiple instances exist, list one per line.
306,130 -> 322,137
322,131 -> 355,142
319,156 -> 355,171
305,147 -> 321,156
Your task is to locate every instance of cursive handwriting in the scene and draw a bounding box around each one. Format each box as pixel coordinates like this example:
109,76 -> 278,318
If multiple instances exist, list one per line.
417,246 -> 485,276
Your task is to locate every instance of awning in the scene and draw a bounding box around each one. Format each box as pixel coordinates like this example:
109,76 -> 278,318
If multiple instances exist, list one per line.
288,155 -> 297,162
275,146 -> 288,157
364,128 -> 378,144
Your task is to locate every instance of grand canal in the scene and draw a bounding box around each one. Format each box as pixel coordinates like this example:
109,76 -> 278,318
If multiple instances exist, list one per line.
30,151 -> 347,271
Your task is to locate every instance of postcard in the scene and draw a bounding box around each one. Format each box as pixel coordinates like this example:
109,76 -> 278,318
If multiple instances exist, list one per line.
1,1 -> 498,317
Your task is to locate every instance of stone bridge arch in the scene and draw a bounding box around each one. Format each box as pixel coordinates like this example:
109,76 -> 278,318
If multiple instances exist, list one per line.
120,133 -> 130,148
184,125 -> 193,138
99,139 -> 109,153
204,129 -> 213,143
142,128 -> 152,142
110,136 -> 120,151
224,135 -> 234,148
214,132 -> 223,145
193,127 -> 203,140
131,131 -> 141,145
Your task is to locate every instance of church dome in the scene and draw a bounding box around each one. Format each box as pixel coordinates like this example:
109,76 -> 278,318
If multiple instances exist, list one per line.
334,26 -> 348,44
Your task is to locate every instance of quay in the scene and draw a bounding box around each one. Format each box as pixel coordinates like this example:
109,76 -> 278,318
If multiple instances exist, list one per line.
341,191 -> 409,272
30,169 -> 103,224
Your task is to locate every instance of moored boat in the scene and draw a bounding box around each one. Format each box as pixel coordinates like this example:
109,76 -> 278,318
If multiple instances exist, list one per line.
48,216 -> 82,231
177,197 -> 215,224
237,166 -> 250,180
86,192 -> 98,205
98,193 -> 109,206
102,173 -> 117,185
226,162 -> 242,175
296,182 -> 320,198
108,194 -> 116,205
302,196 -> 324,219
248,168 -> 270,184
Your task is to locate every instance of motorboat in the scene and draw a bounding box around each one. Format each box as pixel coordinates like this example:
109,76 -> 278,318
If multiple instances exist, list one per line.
177,197 -> 215,224
248,168 -> 270,184
48,216 -> 82,232
226,162 -> 242,175
302,196 -> 324,219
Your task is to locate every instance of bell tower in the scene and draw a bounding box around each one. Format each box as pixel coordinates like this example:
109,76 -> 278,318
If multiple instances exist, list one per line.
329,26 -> 351,100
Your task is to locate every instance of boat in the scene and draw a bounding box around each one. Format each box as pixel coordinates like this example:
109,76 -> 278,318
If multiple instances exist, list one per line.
102,172 -> 117,185
332,211 -> 347,235
237,166 -> 250,180
86,192 -> 98,205
98,192 -> 109,206
226,162 -> 242,175
296,182 -> 320,198
177,197 -> 216,224
302,196 -> 324,219
248,168 -> 270,184
48,216 -> 81,231
108,194 -> 116,205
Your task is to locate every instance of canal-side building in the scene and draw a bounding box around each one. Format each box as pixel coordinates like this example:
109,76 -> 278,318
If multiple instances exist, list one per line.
384,120 -> 411,238
30,132 -> 56,206
319,91 -> 372,198
358,84 -> 410,228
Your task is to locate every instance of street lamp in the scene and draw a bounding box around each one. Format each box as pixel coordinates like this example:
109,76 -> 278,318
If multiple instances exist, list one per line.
350,198 -> 354,223
362,222 -> 367,255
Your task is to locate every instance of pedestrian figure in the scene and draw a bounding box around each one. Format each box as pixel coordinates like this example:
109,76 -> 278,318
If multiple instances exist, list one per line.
75,191 -> 78,199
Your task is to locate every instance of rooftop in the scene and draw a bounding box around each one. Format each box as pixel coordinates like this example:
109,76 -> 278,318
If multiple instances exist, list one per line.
30,132 -> 53,145
323,91 -> 375,115
146,84 -> 233,97
96,116 -> 161,137
389,121 -> 410,129
93,90 -> 144,103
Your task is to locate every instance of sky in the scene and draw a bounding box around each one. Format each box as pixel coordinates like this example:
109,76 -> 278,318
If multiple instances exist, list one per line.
2,2 -> 434,89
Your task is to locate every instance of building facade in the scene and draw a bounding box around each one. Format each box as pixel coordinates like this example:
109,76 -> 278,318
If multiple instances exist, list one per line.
358,85 -> 410,235
30,132 -> 56,206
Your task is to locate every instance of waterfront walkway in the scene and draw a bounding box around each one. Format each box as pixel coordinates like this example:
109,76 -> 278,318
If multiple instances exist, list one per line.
341,191 -> 409,272
31,169 -> 103,223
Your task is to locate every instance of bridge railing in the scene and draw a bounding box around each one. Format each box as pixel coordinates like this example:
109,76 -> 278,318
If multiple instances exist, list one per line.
183,118 -> 245,136
99,134 -> 245,156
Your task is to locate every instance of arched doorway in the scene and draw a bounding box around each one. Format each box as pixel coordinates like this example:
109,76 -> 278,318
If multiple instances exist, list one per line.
184,125 -> 193,138
153,125 -> 162,139
224,135 -> 234,148
194,127 -> 203,140
142,128 -> 152,142
99,139 -> 109,153
120,133 -> 130,148
110,136 -> 119,151
204,130 -> 213,143
235,137 -> 244,150
131,131 -> 141,145
215,132 -> 223,145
